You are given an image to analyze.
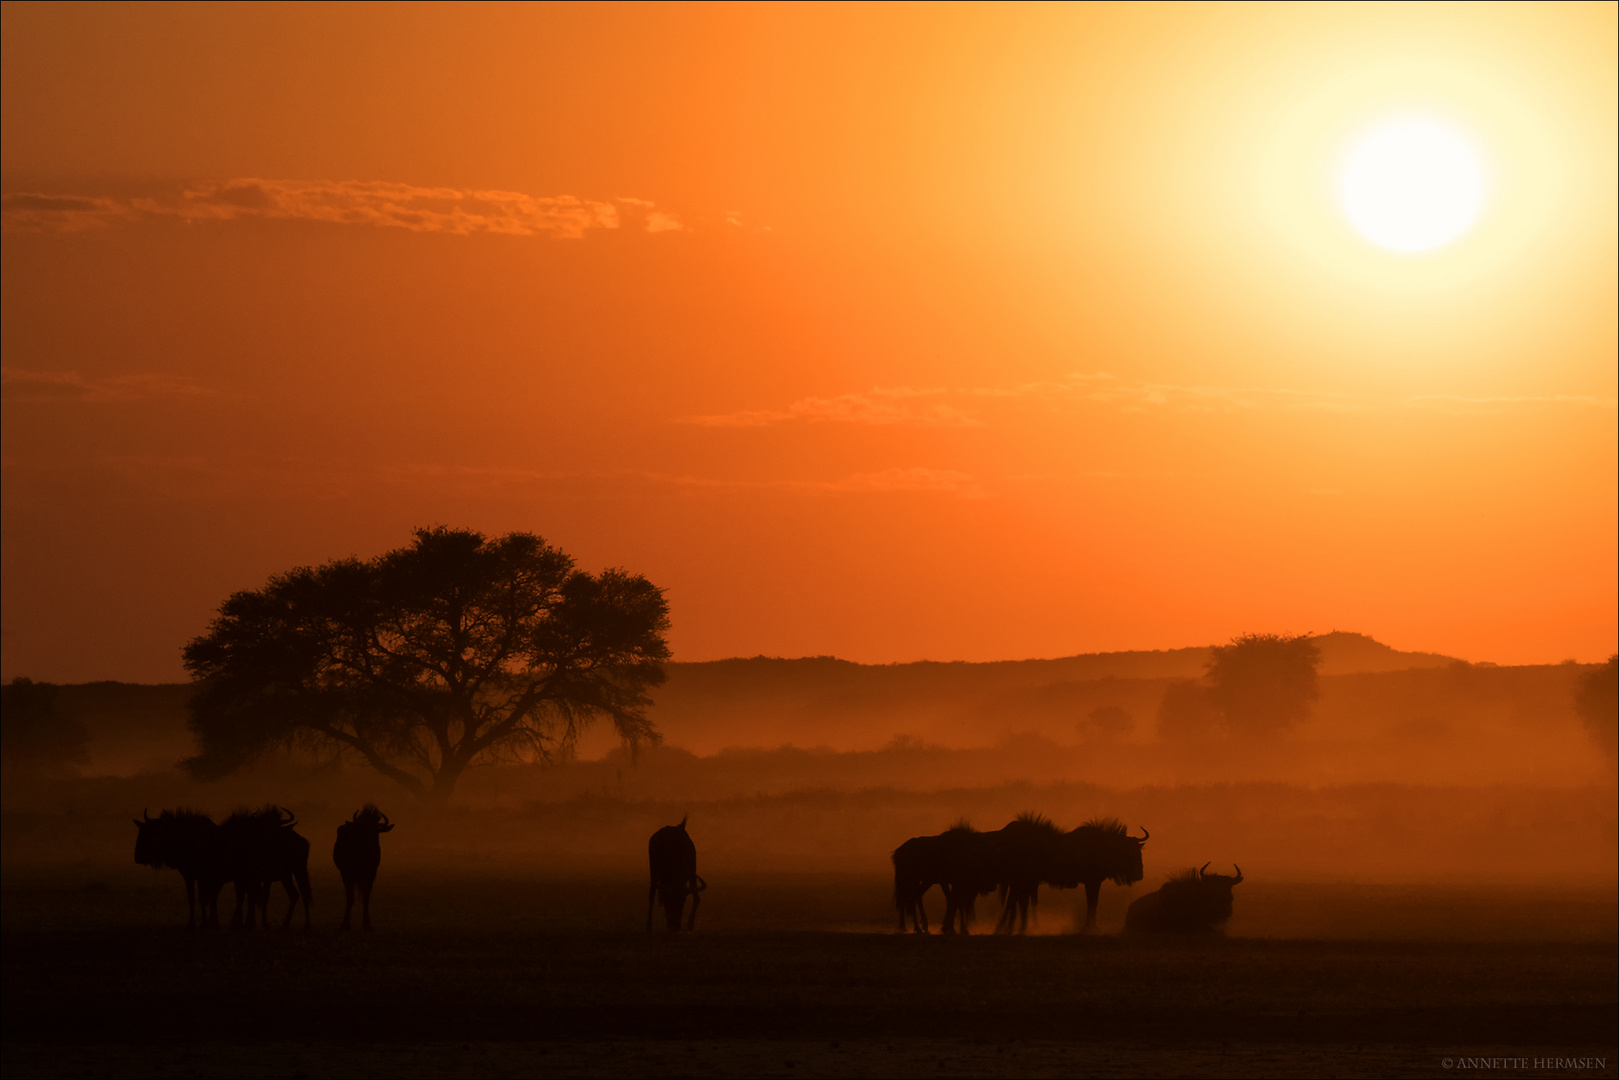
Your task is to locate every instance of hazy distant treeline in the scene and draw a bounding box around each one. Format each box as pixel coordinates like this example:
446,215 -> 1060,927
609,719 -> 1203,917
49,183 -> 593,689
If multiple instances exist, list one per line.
7,634 -> 1605,787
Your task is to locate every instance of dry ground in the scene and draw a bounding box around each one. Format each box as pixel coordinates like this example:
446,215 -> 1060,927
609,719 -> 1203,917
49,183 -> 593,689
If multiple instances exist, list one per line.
2,871 -> 1614,1079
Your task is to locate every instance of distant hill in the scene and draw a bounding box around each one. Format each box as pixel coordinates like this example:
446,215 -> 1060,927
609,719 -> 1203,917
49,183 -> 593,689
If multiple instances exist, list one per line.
646,631 -> 1461,753
10,632 -> 1468,772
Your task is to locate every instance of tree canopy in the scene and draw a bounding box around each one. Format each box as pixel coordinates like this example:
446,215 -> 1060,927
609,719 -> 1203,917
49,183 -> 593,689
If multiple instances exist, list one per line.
1205,632 -> 1320,736
1574,655 -> 1617,762
182,527 -> 670,800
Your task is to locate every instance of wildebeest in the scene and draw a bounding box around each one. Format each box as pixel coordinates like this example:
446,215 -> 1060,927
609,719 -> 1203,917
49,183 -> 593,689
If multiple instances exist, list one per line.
1065,817 -> 1149,932
893,821 -> 993,934
994,816 -> 1148,933
132,808 -> 223,929
218,806 -> 312,931
647,816 -> 706,931
333,804 -> 393,931
1124,863 -> 1242,934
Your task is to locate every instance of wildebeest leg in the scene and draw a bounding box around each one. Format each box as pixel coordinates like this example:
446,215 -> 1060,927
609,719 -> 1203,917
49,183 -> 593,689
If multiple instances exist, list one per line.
646,879 -> 659,931
685,875 -> 703,931
340,871 -> 356,930
995,886 -> 1018,934
1082,880 -> 1101,931
360,869 -> 376,931
232,881 -> 249,931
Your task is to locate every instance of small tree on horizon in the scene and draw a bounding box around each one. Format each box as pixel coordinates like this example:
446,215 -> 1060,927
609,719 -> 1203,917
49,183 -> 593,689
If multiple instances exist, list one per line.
1205,632 -> 1321,737
182,527 -> 670,802
1574,655 -> 1617,763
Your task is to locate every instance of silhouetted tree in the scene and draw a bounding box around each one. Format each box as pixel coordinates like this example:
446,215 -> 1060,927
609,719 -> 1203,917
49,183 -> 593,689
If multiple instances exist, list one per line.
1205,632 -> 1320,737
0,678 -> 89,776
182,527 -> 670,801
1575,655 -> 1617,762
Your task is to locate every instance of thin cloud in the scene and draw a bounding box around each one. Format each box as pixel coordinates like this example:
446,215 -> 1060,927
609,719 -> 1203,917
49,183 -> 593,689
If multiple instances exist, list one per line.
3,180 -> 685,238
646,466 -> 984,498
0,193 -> 132,233
684,387 -> 982,428
684,374 -> 1360,428
1,367 -> 215,403
1402,393 -> 1618,414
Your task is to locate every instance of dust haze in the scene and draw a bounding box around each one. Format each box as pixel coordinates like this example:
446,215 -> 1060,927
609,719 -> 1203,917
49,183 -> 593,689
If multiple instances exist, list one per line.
6,633 -> 1613,942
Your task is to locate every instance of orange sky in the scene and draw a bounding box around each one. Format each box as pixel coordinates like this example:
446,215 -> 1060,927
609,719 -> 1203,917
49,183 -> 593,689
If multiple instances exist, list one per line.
3,2 -> 1615,682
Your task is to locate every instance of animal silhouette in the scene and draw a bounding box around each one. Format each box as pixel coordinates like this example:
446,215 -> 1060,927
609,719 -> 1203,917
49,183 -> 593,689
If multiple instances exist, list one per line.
132,808 -> 223,929
647,817 -> 706,931
219,806 -> 312,931
1061,817 -> 1149,933
1125,863 -> 1242,933
892,821 -> 991,934
333,805 -> 394,931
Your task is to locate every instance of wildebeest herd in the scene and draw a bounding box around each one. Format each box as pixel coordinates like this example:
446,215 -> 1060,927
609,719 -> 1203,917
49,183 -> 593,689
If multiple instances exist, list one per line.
136,805 -> 1239,936
133,804 -> 392,931
890,813 -> 1242,936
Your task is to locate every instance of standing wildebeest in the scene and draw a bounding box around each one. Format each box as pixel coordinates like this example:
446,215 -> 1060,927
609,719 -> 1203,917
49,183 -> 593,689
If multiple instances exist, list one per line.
333,804 -> 393,930
133,808 -> 223,929
995,816 -> 1148,933
647,817 -> 706,931
1124,863 -> 1242,934
893,821 -> 994,934
218,806 -> 312,931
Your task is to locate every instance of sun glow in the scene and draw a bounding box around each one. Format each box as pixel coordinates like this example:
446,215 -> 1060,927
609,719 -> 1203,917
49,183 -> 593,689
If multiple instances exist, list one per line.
1339,119 -> 1486,253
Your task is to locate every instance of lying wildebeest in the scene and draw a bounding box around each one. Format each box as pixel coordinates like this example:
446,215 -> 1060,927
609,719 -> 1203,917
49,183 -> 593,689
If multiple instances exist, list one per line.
219,806 -> 312,931
991,815 -> 1148,933
893,820 -> 993,934
133,808 -> 223,929
333,804 -> 393,931
1124,863 -> 1242,934
647,816 -> 706,931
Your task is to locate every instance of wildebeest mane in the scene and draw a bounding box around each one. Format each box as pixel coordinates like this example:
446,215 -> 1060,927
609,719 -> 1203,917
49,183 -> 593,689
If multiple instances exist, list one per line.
1012,811 -> 1061,835
1078,816 -> 1128,836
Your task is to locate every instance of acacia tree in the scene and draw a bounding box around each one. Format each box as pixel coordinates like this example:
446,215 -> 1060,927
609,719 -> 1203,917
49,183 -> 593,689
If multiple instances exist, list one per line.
1205,632 -> 1320,737
182,527 -> 670,801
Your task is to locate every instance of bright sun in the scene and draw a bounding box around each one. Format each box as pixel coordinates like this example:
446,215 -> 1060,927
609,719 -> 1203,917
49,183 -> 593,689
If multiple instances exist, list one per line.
1339,119 -> 1485,253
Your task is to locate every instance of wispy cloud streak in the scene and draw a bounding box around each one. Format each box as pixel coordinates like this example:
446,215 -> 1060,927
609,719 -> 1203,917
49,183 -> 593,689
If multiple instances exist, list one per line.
685,373 -> 1617,428
1,367 -> 215,403
684,373 -> 1359,428
2,179 -> 684,238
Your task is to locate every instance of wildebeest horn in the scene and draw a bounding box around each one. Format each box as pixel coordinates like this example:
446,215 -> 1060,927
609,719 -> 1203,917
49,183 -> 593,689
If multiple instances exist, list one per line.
1134,826 -> 1149,843
1231,864 -> 1242,884
143,808 -> 152,822
277,806 -> 296,827
377,808 -> 390,826
691,875 -> 707,893
1199,861 -> 1210,878
351,810 -> 361,823
679,814 -> 688,829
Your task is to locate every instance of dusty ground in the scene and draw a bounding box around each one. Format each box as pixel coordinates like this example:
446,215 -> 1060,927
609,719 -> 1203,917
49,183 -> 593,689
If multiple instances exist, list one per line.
2,872 -> 1614,1079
